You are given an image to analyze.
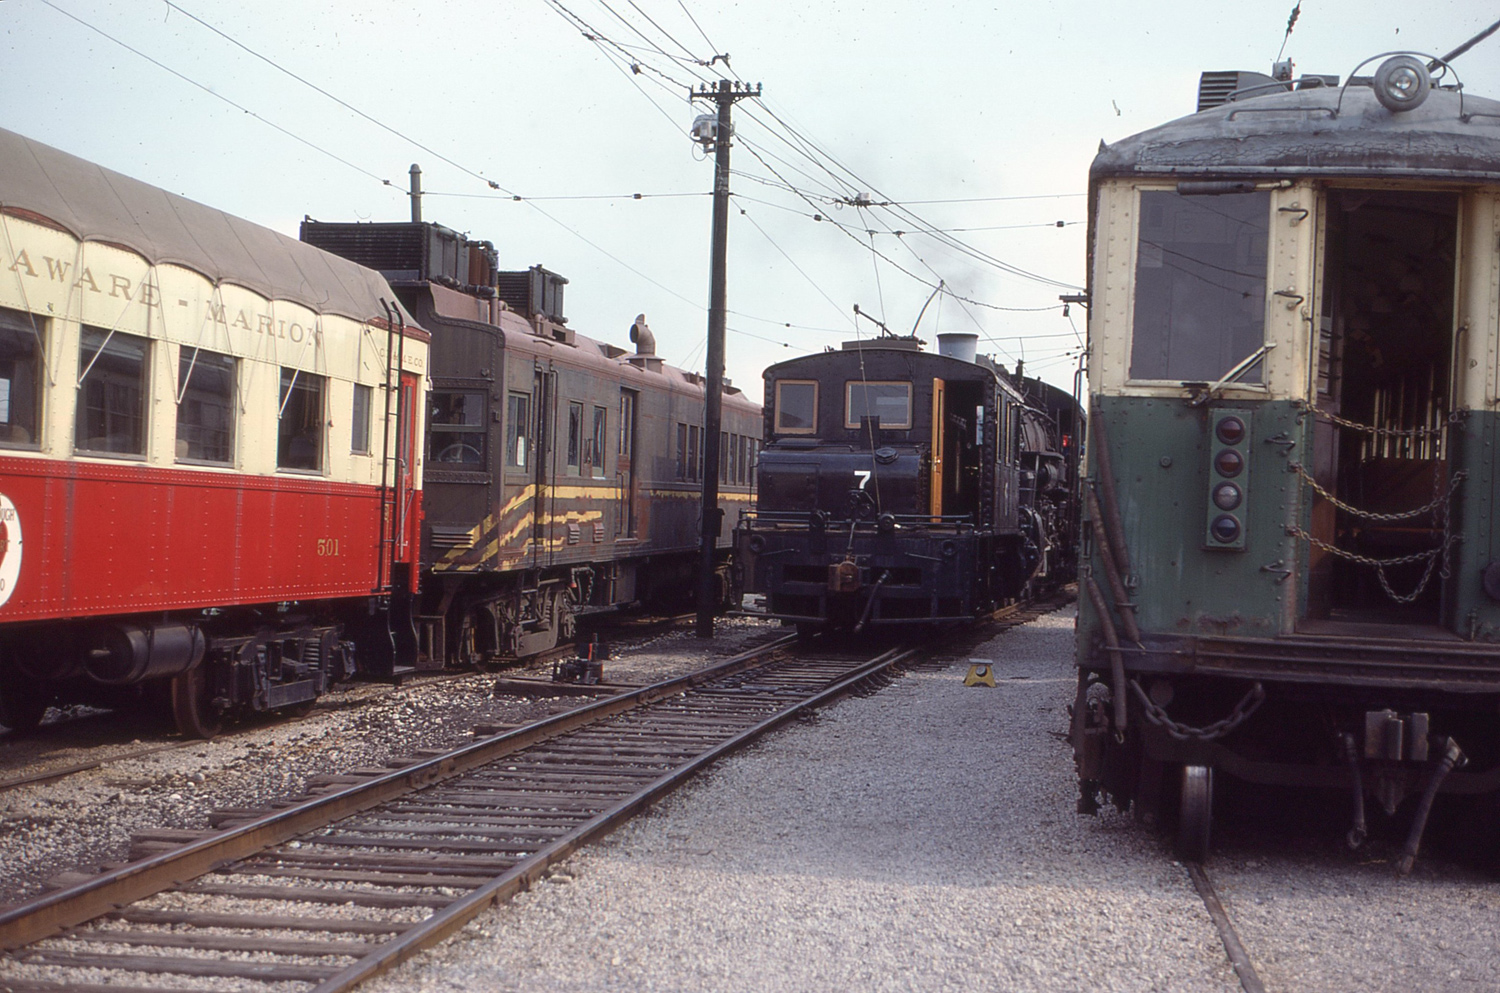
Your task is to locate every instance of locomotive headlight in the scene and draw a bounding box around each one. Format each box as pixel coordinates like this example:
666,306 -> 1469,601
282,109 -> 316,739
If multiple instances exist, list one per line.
1212,482 -> 1242,511
1213,449 -> 1244,478
1210,515 -> 1242,543
1373,55 -> 1431,113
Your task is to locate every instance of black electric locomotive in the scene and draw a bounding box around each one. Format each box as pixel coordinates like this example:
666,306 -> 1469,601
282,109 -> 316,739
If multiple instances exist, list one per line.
734,332 -> 1080,633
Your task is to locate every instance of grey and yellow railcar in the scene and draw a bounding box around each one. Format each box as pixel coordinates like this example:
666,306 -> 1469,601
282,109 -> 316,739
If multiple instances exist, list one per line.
1073,56 -> 1500,865
302,220 -> 759,662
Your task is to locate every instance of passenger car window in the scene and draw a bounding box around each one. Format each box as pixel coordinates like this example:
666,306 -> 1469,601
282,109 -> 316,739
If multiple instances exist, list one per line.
77,326 -> 149,456
177,347 -> 236,463
277,368 -> 324,471
0,307 -> 42,446
845,381 -> 912,429
430,391 -> 487,465
351,383 -> 372,455
1130,190 -> 1269,383
775,380 -> 817,434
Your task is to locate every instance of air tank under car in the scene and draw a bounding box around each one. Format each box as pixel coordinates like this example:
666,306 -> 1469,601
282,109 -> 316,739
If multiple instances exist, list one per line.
735,333 -> 1079,634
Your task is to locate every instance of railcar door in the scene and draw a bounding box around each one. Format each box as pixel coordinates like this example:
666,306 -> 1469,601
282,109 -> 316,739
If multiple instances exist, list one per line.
1302,190 -> 1458,630
618,388 -> 637,537
930,378 -> 946,520
394,371 -> 421,573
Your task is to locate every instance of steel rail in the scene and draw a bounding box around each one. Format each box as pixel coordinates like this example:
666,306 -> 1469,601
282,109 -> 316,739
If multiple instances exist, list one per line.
0,633 -> 797,950
1187,862 -> 1266,993
312,643 -> 915,991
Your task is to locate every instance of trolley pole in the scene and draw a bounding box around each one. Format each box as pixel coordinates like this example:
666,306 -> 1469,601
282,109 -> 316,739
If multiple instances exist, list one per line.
693,79 -> 760,638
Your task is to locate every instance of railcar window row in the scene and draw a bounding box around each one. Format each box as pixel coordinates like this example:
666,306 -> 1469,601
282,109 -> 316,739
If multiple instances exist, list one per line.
0,306 -> 393,475
674,421 -> 756,486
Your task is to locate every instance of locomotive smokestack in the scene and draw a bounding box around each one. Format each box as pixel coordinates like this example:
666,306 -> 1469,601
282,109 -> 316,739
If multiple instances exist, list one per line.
630,314 -> 656,356
936,332 -> 978,363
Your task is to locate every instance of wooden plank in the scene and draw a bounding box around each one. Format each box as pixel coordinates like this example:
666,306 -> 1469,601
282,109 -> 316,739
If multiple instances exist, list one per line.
18,950 -> 339,982
0,980 -> 222,993
110,909 -> 407,934
222,865 -> 492,888
180,882 -> 452,909
251,849 -> 516,874
291,833 -> 537,854
61,928 -> 372,957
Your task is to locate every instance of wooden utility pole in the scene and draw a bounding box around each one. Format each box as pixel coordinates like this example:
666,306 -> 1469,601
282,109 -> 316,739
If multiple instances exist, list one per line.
693,79 -> 760,638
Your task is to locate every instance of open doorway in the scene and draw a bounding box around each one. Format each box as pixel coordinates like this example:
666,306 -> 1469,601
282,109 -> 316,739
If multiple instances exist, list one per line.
1304,190 -> 1457,628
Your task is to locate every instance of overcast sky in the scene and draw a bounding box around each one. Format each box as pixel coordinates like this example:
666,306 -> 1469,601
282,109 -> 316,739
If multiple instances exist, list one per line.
3,0 -> 1497,394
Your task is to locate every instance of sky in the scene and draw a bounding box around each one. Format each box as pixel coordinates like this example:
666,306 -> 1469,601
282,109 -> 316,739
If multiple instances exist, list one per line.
2,0 -> 1497,396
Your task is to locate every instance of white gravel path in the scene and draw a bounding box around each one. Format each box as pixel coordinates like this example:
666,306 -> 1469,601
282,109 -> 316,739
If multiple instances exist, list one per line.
363,607 -> 1237,993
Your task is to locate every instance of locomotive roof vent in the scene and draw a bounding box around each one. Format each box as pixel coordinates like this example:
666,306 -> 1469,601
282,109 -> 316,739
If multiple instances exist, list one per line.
840,335 -> 923,352
496,265 -> 568,326
627,313 -> 664,372
1195,69 -> 1340,111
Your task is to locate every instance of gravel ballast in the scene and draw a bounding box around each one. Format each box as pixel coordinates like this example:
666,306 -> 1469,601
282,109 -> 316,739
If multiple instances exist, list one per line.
362,607 -> 1236,992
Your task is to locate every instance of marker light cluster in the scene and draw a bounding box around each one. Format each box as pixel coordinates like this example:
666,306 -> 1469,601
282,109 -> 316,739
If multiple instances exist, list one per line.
1206,410 -> 1251,550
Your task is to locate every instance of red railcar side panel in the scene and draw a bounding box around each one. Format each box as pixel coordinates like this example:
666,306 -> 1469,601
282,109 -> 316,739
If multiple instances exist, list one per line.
0,455 -> 387,622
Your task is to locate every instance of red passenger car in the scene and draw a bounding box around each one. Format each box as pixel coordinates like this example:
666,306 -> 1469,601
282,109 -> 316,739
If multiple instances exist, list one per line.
0,128 -> 429,737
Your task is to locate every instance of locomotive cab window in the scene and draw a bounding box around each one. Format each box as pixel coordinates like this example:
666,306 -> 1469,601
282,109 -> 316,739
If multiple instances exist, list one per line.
845,381 -> 911,429
0,307 -> 42,446
430,391 -> 487,465
1130,189 -> 1269,384
76,326 -> 149,456
277,368 -> 324,472
176,347 -> 236,464
774,380 -> 817,434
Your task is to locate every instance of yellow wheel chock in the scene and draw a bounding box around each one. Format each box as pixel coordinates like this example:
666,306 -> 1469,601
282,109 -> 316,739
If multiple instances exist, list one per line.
964,660 -> 997,687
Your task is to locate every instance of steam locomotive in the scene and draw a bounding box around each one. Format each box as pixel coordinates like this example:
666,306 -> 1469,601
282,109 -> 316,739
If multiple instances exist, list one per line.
734,332 -> 1080,634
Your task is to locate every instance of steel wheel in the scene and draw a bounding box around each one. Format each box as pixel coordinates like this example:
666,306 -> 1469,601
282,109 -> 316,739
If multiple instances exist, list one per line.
171,665 -> 223,739
1177,764 -> 1214,863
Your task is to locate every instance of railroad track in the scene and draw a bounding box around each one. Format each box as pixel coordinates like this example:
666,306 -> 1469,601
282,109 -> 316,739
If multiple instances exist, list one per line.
0,594 -> 1073,992
0,633 -> 924,992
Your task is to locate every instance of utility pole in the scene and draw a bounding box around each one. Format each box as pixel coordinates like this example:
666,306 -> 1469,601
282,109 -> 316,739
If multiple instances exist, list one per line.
692,79 -> 761,638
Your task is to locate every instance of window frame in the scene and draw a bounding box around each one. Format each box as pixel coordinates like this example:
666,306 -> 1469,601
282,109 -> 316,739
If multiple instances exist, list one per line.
1126,186 -> 1273,388
0,307 -> 43,449
428,389 -> 488,467
843,380 -> 913,430
566,400 -> 583,474
276,367 -> 326,473
76,325 -> 150,458
505,391 -> 531,470
590,404 -> 608,479
351,383 -> 373,455
774,379 -> 819,435
175,346 -> 236,465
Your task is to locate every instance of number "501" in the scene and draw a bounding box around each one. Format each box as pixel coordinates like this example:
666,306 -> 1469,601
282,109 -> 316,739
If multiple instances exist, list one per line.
315,538 -> 342,557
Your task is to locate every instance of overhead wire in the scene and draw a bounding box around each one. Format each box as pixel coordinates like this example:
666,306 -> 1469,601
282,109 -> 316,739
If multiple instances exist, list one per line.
159,0 -> 516,193
39,0 -> 390,185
